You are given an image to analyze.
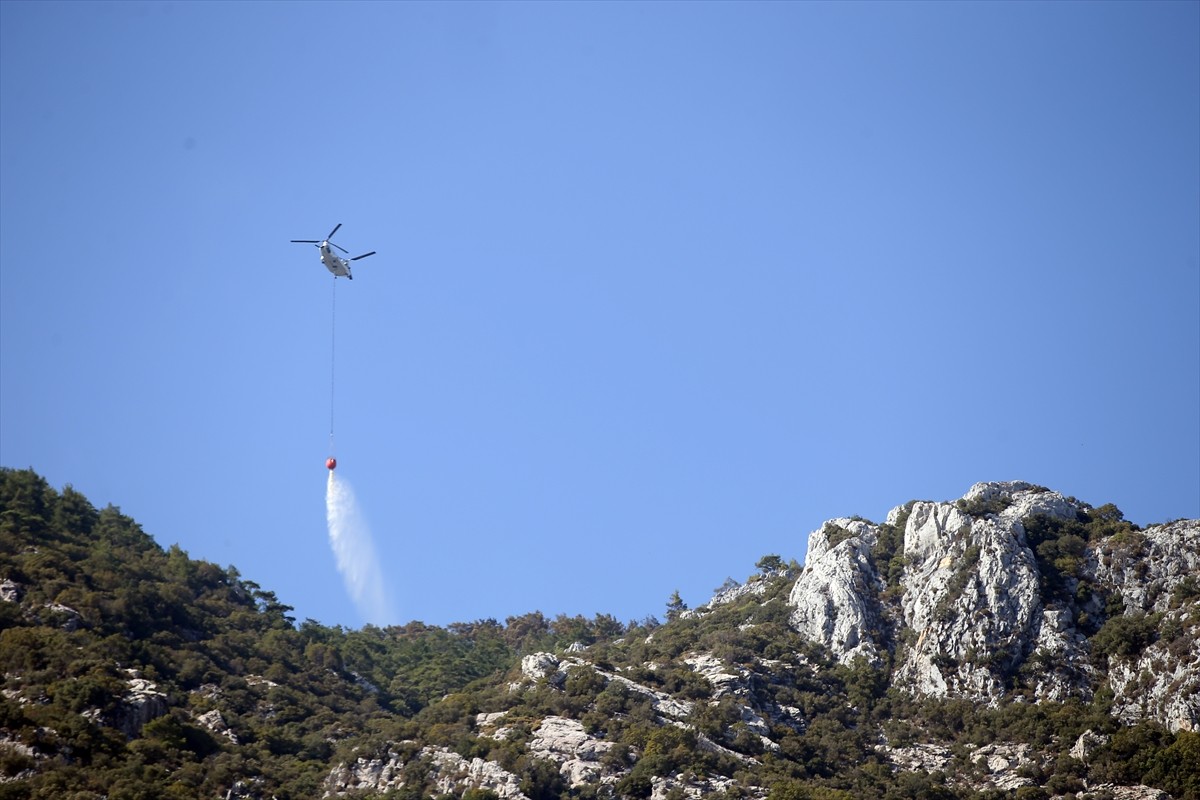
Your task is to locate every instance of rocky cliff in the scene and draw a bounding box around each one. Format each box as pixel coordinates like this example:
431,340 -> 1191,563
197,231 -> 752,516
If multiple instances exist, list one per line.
788,481 -> 1199,732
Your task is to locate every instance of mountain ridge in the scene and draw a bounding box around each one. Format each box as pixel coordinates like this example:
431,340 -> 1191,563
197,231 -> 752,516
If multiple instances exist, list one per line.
1,468 -> 1197,799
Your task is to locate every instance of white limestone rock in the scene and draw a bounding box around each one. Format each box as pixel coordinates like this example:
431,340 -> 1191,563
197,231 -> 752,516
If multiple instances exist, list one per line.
894,500 -> 1046,702
683,652 -> 743,699
786,481 -> 1200,734
1092,519 -> 1200,732
605,671 -> 695,721
223,778 -> 269,799
0,732 -> 42,768
349,670 -> 380,695
529,716 -> 614,787
475,710 -> 510,728
475,710 -> 518,742
788,483 -> 1116,704
114,670 -> 168,738
970,743 -> 1038,791
998,486 -> 1077,525
521,652 -> 560,681
789,482 -> 1181,708
879,740 -> 1038,793
1070,729 -> 1108,763
523,653 -> 697,722
687,569 -> 791,616
1029,606 -> 1095,702
0,579 -> 19,603
323,750 -> 406,797
650,773 -> 765,799
961,481 -> 1070,520
1086,785 -> 1170,800
324,745 -> 530,799
1106,605 -> 1200,733
425,746 -> 529,799
788,518 -> 886,665
878,742 -> 954,773
1095,519 -> 1200,614
683,652 -> 778,741
196,709 -> 238,743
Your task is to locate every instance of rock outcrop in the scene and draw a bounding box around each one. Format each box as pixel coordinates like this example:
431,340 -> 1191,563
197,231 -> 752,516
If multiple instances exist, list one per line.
109,670 -> 169,738
323,750 -> 406,797
323,745 -> 529,799
1098,521 -> 1200,732
0,579 -> 19,603
893,493 -> 1054,702
786,481 -> 1200,731
529,715 -> 614,787
788,518 -> 887,665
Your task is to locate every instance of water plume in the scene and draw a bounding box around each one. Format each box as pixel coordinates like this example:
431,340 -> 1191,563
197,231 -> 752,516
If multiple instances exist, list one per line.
325,471 -> 390,624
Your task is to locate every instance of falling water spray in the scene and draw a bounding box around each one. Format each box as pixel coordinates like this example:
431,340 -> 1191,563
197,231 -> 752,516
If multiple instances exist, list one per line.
325,470 -> 390,624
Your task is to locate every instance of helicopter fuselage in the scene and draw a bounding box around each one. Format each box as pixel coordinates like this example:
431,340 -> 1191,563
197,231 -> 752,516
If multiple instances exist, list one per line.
293,224 -> 371,279
318,243 -> 353,280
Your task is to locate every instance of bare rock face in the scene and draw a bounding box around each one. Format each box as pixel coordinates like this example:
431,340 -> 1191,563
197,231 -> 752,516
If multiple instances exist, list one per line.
322,750 -> 405,797
1090,518 -> 1200,732
196,709 -> 238,743
650,773 -> 761,799
969,742 -> 1038,791
686,569 -> 790,615
521,652 -> 562,682
684,651 -> 795,741
785,481 -> 1200,731
323,745 -> 530,799
1093,786 -> 1171,800
1107,622 -> 1200,733
0,578 -> 20,603
424,746 -> 529,799
683,652 -> 746,700
1071,729 -> 1108,762
110,671 -> 168,738
1095,518 -> 1200,615
788,518 -> 887,665
893,489 -> 1065,702
787,483 -> 1072,703
521,652 -> 701,722
529,715 -> 614,787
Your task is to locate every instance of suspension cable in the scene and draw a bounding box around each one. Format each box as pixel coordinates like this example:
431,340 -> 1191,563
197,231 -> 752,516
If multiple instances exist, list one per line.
330,276 -> 337,456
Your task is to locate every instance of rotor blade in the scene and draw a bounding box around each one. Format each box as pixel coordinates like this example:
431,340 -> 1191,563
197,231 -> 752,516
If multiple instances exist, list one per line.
327,223 -> 342,240
350,251 -> 376,261
291,239 -> 321,243
331,242 -> 349,254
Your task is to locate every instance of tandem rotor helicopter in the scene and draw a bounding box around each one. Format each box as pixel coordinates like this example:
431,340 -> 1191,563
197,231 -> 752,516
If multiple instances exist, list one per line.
291,223 -> 376,280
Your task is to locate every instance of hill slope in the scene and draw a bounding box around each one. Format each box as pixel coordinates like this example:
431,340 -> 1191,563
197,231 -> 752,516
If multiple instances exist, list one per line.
1,469 -> 1197,799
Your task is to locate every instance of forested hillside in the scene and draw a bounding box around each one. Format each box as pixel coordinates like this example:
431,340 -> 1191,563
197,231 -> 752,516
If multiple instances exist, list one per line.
0,468 -> 612,797
1,468 -> 1197,800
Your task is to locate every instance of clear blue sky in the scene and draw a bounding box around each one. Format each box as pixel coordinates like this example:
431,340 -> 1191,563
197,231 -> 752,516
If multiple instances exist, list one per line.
2,1 -> 1197,630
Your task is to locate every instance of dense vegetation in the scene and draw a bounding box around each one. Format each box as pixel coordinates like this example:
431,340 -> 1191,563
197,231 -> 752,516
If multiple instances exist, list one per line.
0,469 -> 613,798
1,468 -> 1196,799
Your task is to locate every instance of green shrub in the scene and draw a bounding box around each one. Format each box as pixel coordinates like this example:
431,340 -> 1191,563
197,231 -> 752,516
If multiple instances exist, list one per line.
1090,613 -> 1161,660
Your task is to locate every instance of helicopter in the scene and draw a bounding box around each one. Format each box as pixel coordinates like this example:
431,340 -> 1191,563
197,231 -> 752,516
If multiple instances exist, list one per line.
291,223 -> 375,280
